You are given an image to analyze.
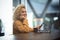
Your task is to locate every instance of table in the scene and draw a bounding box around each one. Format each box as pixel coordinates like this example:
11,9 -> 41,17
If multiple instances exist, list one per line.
0,32 -> 60,40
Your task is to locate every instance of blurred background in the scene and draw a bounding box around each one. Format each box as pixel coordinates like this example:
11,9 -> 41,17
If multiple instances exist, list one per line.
0,0 -> 60,39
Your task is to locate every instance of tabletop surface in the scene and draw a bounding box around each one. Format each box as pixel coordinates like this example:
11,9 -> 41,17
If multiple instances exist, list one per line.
0,32 -> 60,40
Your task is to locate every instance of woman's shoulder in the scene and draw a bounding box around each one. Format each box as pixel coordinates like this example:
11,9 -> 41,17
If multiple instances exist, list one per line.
13,19 -> 28,25
13,20 -> 22,25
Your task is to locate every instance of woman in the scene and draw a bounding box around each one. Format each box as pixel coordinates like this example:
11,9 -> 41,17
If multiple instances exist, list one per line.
13,4 -> 41,34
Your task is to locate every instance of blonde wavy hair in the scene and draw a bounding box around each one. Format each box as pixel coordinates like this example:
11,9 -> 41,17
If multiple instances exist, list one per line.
13,4 -> 25,21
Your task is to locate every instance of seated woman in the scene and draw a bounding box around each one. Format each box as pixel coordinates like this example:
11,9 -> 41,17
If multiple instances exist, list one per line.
13,4 -> 41,34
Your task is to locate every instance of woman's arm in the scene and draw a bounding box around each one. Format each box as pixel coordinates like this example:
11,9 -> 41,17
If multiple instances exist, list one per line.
23,19 -> 34,32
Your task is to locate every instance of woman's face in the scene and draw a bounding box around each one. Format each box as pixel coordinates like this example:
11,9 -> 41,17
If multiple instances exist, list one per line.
19,8 -> 27,20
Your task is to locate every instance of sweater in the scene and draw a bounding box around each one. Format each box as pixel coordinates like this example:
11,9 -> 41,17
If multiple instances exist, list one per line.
13,19 -> 34,34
